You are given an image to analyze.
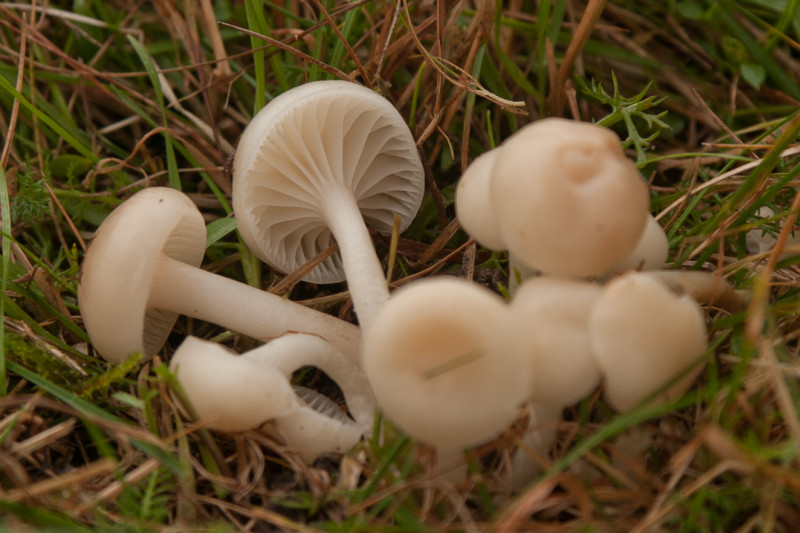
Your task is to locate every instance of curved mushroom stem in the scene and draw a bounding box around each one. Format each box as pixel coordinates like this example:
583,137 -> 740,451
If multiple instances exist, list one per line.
648,270 -> 750,311
241,334 -> 376,436
149,255 -> 362,363
170,336 -> 364,463
322,189 -> 390,333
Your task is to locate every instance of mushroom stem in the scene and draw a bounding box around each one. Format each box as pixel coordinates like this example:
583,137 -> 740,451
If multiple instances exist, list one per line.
322,189 -> 390,332
648,270 -> 750,311
241,334 -> 375,436
148,255 -> 362,363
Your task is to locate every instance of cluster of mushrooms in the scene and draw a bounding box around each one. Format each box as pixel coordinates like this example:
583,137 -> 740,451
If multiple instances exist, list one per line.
77,81 -> 749,489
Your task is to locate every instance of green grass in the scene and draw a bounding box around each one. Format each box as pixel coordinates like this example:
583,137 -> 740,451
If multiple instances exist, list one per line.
2,0 -> 800,530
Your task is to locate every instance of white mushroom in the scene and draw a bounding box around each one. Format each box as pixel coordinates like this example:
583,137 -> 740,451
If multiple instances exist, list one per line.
454,118 -> 650,281
233,80 -> 425,332
78,187 -> 361,364
588,271 -> 709,412
505,276 -> 604,490
509,277 -> 604,408
745,206 -> 800,258
454,149 -> 504,250
606,213 -> 669,275
170,335 -> 373,463
362,277 -> 530,477
490,119 -> 649,277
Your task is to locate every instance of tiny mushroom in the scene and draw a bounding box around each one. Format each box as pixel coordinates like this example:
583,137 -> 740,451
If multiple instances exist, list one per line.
233,80 -> 425,332
505,277 -> 604,490
509,276 -> 604,408
605,213 -> 669,276
362,277 -> 530,476
170,335 -> 373,463
588,271 -> 709,412
78,187 -> 361,364
455,118 -> 650,280
746,206 -> 800,258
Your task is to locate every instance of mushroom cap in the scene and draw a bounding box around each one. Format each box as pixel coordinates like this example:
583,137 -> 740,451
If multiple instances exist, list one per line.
170,336 -> 297,431
454,149 -> 505,250
509,277 -> 603,407
233,80 -> 425,284
78,187 -> 206,362
170,336 -> 363,461
363,277 -> 530,448
606,213 -> 669,275
490,118 -> 649,277
589,272 -> 708,412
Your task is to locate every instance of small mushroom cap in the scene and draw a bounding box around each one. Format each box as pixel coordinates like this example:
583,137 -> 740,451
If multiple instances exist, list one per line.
606,213 -> 669,275
589,272 -> 708,412
170,336 -> 363,461
170,336 -> 297,431
233,80 -> 425,284
454,149 -> 505,250
78,188 -> 206,362
510,277 -> 603,407
490,118 -> 649,277
363,277 -> 530,448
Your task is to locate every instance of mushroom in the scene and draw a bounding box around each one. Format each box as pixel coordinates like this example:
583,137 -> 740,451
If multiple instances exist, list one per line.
170,335 -> 373,463
78,187 -> 361,364
232,80 -> 425,332
505,277 -> 604,490
455,118 -> 650,288
362,277 -> 530,477
454,149 -> 504,250
605,213 -> 669,276
588,271 -> 709,412
489,118 -> 649,278
509,277 -> 604,408
746,206 -> 800,258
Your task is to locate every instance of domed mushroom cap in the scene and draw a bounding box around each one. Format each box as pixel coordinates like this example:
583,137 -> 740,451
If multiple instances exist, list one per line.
233,80 -> 425,284
490,118 -> 649,277
509,277 -> 603,407
454,149 -> 505,250
606,213 -> 669,275
589,272 -> 708,412
78,188 -> 206,360
363,277 -> 530,449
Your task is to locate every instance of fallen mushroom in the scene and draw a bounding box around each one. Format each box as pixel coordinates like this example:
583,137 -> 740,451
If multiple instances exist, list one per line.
78,187 -> 361,364
362,277 -> 530,478
233,80 -> 425,332
170,335 -> 372,463
589,271 -> 709,412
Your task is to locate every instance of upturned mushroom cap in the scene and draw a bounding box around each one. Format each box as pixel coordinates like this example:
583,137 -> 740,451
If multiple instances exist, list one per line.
490,118 -> 649,277
233,80 -> 425,284
509,277 -> 603,407
363,277 -> 530,449
454,149 -> 505,250
589,272 -> 708,412
78,188 -> 206,360
170,336 -> 364,462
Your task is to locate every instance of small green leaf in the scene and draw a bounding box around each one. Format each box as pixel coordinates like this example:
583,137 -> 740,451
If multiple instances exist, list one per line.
206,217 -> 238,247
676,0 -> 705,20
50,154 -> 93,180
741,62 -> 766,90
